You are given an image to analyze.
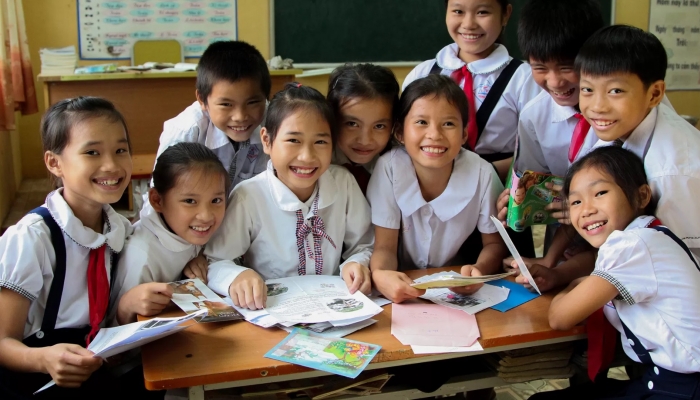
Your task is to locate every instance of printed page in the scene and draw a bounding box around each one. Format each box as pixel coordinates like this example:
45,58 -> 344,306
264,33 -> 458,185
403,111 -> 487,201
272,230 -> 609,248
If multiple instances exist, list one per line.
411,271 -> 514,289
169,278 -> 244,322
415,271 -> 510,314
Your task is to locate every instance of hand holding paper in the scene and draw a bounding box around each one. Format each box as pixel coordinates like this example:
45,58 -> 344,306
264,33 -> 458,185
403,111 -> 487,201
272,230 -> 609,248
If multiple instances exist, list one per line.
490,216 -> 542,295
410,270 -> 514,290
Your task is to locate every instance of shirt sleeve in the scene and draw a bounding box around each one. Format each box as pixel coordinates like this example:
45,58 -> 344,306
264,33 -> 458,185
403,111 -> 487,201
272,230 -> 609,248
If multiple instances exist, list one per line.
476,163 -> 504,234
204,189 -> 253,296
366,154 -> 401,229
592,230 -> 658,305
401,60 -> 434,91
339,172 -> 374,272
0,217 -> 52,301
651,174 -> 700,253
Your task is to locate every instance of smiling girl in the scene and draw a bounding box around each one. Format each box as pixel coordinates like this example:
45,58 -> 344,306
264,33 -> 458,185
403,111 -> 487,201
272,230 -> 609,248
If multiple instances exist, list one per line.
204,83 -> 374,310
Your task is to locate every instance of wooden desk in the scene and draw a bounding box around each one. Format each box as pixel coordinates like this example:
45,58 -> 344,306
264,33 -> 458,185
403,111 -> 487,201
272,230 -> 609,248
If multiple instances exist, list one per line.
141,267 -> 585,399
38,69 -> 302,156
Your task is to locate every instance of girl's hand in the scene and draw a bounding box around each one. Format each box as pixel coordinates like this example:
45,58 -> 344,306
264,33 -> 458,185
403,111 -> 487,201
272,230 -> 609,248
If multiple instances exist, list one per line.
40,344 -> 102,387
496,188 -> 511,224
371,270 -> 425,303
341,262 -> 372,295
512,261 -> 560,293
120,283 -> 173,322
450,265 -> 484,295
183,254 -> 208,284
229,270 -> 266,310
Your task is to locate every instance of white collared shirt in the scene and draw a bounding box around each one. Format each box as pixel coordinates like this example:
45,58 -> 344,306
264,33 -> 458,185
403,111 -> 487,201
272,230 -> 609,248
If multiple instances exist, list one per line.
156,101 -> 269,189
111,203 -> 201,313
366,148 -> 503,269
402,44 -> 542,155
205,163 -> 374,296
585,104 -> 700,258
0,189 -> 132,339
593,216 -> 700,373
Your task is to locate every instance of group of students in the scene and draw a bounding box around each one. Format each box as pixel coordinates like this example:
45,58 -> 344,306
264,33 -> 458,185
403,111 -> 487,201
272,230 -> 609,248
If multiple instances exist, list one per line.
1,0 -> 699,399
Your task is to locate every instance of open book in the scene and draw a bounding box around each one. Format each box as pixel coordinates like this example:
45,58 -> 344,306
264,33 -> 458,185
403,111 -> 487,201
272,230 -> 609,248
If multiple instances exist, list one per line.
169,278 -> 244,323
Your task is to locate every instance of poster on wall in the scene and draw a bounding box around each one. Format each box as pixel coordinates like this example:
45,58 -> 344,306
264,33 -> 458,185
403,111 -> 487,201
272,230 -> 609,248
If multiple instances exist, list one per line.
648,0 -> 700,90
77,0 -> 238,60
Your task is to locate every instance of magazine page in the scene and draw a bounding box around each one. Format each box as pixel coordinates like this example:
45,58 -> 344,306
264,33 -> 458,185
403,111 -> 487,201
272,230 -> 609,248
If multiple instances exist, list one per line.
411,271 -> 514,289
264,276 -> 383,324
414,272 -> 510,314
169,278 -> 243,323
506,169 -> 563,232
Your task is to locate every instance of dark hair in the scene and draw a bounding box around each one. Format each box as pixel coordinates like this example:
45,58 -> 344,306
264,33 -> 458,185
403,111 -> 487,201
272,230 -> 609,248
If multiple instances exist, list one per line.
444,0 -> 509,14
263,82 -> 337,144
152,142 -> 229,196
196,41 -> 272,103
518,0 -> 604,64
41,96 -> 130,187
327,63 -> 400,126
398,74 -> 469,129
563,146 -> 654,214
575,25 -> 667,87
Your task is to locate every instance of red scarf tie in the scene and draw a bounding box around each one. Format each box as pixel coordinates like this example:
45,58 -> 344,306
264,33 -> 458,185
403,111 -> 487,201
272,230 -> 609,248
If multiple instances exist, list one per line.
86,244 -> 109,345
568,113 -> 591,163
450,66 -> 478,151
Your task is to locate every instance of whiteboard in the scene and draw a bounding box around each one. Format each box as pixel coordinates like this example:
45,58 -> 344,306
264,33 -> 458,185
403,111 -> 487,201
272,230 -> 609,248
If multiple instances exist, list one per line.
78,0 -> 238,60
648,0 -> 700,90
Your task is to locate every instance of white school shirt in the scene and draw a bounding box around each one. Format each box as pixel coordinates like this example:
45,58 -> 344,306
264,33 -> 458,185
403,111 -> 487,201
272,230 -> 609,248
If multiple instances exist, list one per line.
156,101 -> 269,189
0,189 -> 132,339
593,216 -> 700,374
402,44 -> 542,155
366,148 -> 503,269
111,202 -> 201,312
205,163 -> 374,296
585,104 -> 700,259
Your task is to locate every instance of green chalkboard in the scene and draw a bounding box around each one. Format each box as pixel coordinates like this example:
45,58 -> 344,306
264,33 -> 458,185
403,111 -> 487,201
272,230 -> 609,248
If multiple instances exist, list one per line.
274,0 -> 612,63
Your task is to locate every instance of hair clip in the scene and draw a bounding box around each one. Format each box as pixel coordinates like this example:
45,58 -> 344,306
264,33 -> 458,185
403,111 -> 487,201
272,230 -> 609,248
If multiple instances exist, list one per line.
295,83 -> 302,88
332,78 -> 340,90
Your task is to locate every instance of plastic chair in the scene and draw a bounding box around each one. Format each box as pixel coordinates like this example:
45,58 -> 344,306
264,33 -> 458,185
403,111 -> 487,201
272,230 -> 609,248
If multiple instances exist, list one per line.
131,39 -> 183,66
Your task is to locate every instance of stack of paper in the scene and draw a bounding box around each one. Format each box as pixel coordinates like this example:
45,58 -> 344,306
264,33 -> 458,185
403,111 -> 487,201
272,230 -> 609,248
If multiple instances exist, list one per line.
411,270 -> 514,289
391,302 -> 483,354
40,46 -> 77,75
413,271 -> 510,314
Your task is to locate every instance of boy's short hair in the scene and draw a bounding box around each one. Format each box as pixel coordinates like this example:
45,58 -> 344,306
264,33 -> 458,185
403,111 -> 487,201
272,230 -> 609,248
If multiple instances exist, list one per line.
196,41 -> 271,103
575,25 -> 668,87
518,0 -> 604,64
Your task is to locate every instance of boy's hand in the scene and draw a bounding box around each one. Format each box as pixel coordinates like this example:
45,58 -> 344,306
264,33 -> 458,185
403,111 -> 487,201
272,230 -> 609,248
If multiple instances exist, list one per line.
496,188 -> 510,224
183,253 -> 208,284
341,262 -> 371,295
229,270 -> 266,310
544,182 -> 569,224
450,265 -> 484,295
121,283 -> 173,318
512,261 -> 560,293
41,344 -> 102,387
371,270 -> 425,303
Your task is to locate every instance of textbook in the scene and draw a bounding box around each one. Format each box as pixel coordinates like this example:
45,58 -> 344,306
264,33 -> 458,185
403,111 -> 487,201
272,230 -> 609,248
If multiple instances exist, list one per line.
169,278 -> 244,323
506,169 -> 563,232
410,270 -> 515,289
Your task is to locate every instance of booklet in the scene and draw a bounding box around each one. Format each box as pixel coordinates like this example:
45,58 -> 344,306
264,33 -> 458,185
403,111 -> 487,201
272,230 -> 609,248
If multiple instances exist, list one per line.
35,310 -> 206,394
264,276 -> 383,324
265,328 -> 381,378
410,270 -> 515,289
491,216 -> 542,295
414,271 -> 510,314
506,169 -> 563,232
169,278 -> 244,323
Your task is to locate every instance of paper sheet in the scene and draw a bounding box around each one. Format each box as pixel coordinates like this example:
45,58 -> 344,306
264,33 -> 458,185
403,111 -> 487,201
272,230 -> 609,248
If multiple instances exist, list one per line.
169,278 -> 243,322
411,341 -> 484,354
486,279 -> 539,312
391,302 -> 480,347
411,271 -> 514,289
415,272 -> 510,314
281,319 -> 378,338
490,216 -> 541,294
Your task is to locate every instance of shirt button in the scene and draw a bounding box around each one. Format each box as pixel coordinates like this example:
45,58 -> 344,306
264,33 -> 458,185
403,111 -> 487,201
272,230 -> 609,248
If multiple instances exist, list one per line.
628,338 -> 635,346
654,367 -> 660,375
36,331 -> 44,339
648,381 -> 654,390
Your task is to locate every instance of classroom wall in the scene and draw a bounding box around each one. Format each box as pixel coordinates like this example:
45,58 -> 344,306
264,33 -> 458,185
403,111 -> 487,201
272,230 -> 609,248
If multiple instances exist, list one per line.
0,126 -> 21,225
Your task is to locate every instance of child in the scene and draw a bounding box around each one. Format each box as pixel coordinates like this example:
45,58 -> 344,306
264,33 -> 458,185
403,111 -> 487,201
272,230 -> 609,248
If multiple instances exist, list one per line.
576,25 -> 700,259
538,146 -> 700,399
156,40 -> 271,191
0,97 -> 154,398
204,83 -> 374,310
327,63 -> 399,194
112,142 -> 228,324
403,0 -> 541,179
367,75 -> 507,304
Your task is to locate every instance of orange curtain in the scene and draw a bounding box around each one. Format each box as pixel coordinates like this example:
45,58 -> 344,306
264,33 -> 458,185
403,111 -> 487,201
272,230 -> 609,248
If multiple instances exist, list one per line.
0,0 -> 37,131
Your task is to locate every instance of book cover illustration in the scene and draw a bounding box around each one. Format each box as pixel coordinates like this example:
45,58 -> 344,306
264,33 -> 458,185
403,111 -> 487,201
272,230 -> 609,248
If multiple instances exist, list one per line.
507,170 -> 563,232
265,328 -> 381,378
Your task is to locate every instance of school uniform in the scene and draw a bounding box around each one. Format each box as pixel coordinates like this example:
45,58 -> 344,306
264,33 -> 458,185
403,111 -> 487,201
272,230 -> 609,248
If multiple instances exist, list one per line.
110,202 -> 201,320
331,147 -> 377,196
403,43 -> 542,160
0,189 -> 145,399
156,101 -> 269,189
593,216 -> 700,398
366,148 -> 503,269
205,163 -> 374,297
585,103 -> 700,259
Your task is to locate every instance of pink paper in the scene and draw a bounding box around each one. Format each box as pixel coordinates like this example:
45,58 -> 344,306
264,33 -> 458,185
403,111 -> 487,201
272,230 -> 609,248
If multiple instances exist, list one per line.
391,302 -> 480,347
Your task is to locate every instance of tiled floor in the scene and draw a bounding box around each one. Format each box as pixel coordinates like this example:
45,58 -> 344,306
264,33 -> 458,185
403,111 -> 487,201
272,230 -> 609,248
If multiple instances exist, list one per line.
1,178 -> 53,233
